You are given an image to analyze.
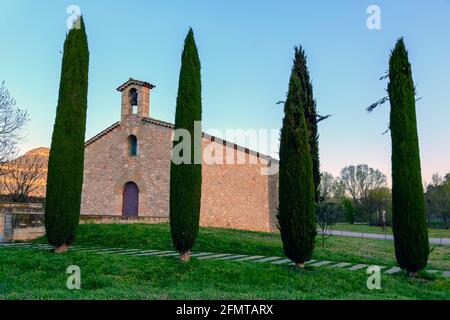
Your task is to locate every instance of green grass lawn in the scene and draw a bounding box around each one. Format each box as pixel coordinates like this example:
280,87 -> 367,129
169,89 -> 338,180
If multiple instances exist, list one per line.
1,223 -> 449,300
334,223 -> 450,238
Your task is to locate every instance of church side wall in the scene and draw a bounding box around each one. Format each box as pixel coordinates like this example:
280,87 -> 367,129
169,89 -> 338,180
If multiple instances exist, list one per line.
81,119 -> 279,232
200,139 -> 278,232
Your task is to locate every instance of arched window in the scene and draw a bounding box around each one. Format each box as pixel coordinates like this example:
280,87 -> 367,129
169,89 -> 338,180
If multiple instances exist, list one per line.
128,135 -> 137,156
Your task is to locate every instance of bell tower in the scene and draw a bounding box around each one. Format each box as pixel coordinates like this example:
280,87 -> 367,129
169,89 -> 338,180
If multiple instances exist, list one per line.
117,78 -> 155,121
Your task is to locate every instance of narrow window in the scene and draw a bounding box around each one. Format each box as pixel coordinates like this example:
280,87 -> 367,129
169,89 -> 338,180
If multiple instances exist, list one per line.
129,135 -> 137,156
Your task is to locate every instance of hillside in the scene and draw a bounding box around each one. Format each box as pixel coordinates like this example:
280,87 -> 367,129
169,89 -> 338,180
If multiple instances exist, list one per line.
0,147 -> 49,200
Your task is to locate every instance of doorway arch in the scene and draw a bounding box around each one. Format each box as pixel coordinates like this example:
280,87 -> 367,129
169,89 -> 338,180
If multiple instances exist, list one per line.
122,181 -> 139,217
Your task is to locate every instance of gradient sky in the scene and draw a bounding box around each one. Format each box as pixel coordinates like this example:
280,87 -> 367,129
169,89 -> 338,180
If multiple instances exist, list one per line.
1,0 -> 449,184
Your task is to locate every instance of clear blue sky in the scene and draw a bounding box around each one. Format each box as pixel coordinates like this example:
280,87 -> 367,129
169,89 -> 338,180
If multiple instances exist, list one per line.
1,0 -> 449,183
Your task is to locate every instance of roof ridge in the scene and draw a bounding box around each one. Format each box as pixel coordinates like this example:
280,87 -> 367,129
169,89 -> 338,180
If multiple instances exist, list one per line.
85,121 -> 120,146
141,117 -> 279,164
84,117 -> 279,164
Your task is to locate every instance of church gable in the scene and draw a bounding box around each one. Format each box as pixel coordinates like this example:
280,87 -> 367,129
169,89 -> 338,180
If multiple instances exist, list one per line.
81,78 -> 278,232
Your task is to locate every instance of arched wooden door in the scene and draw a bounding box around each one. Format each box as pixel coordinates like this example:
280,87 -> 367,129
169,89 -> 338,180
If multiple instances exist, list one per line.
122,182 -> 139,217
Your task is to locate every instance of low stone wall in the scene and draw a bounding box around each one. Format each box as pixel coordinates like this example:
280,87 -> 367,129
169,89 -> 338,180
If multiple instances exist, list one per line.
0,202 -> 170,242
13,227 -> 45,241
0,202 -> 43,214
0,203 -> 41,242
0,203 -> 44,242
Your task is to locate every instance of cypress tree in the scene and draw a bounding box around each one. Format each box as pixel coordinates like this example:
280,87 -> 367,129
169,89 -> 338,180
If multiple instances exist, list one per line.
389,38 -> 429,273
277,69 -> 317,268
293,46 -> 320,202
170,28 -> 202,262
45,16 -> 89,253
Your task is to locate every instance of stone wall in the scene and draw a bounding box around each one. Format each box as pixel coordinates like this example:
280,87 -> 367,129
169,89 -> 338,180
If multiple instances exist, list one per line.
0,203 -> 45,242
0,201 -> 172,242
81,117 -> 172,218
12,227 -> 45,241
81,117 -> 279,232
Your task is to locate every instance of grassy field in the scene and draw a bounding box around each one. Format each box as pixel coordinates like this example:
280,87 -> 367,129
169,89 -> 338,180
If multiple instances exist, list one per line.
0,223 -> 449,300
334,223 -> 450,238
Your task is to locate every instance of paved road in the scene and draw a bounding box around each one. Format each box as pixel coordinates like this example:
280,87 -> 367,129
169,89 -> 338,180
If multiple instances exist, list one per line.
324,229 -> 450,246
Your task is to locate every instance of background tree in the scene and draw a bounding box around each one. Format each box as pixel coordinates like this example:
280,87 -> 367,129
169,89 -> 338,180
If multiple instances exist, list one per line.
332,177 -> 347,201
319,172 -> 334,201
366,187 -> 392,228
170,29 -> 202,262
341,198 -> 355,224
426,173 -> 450,229
340,164 -> 387,201
340,164 -> 387,222
2,153 -> 47,202
319,171 -> 346,202
316,202 -> 343,247
292,46 -> 321,202
0,82 -> 28,179
278,69 -> 316,268
45,16 -> 89,253
369,38 -> 429,274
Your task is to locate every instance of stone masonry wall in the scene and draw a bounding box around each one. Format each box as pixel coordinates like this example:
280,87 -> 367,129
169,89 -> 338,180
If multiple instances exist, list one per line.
0,203 -> 45,242
81,116 -> 171,218
81,117 -> 279,232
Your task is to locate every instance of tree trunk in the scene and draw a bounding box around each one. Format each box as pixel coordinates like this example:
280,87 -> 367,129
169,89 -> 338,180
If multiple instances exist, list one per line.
54,244 -> 68,253
180,251 -> 191,262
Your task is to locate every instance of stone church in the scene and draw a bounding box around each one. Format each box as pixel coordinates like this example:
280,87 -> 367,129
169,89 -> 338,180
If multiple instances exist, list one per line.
80,79 -> 279,232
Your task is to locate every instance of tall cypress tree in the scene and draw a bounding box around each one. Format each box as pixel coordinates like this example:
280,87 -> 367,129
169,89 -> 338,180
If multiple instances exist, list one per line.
278,69 -> 317,268
293,46 -> 320,202
45,16 -> 89,253
170,28 -> 202,262
388,38 -> 429,273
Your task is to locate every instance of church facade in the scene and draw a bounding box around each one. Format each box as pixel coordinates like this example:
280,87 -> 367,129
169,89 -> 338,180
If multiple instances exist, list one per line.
80,79 -> 279,232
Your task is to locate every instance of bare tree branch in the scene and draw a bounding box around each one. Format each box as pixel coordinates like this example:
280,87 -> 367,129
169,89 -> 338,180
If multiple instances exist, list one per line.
0,81 -> 29,178
1,154 -> 47,202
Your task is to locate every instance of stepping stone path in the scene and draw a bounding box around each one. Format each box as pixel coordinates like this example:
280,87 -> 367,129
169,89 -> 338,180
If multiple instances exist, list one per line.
385,267 -> 401,274
310,260 -> 333,267
134,250 -> 174,257
234,255 -> 265,262
331,262 -> 352,268
1,242 -> 449,278
348,264 -> 368,271
190,252 -> 214,258
252,256 -> 283,263
270,258 -> 292,265
157,252 -> 180,257
215,254 -> 247,260
198,253 -> 232,260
